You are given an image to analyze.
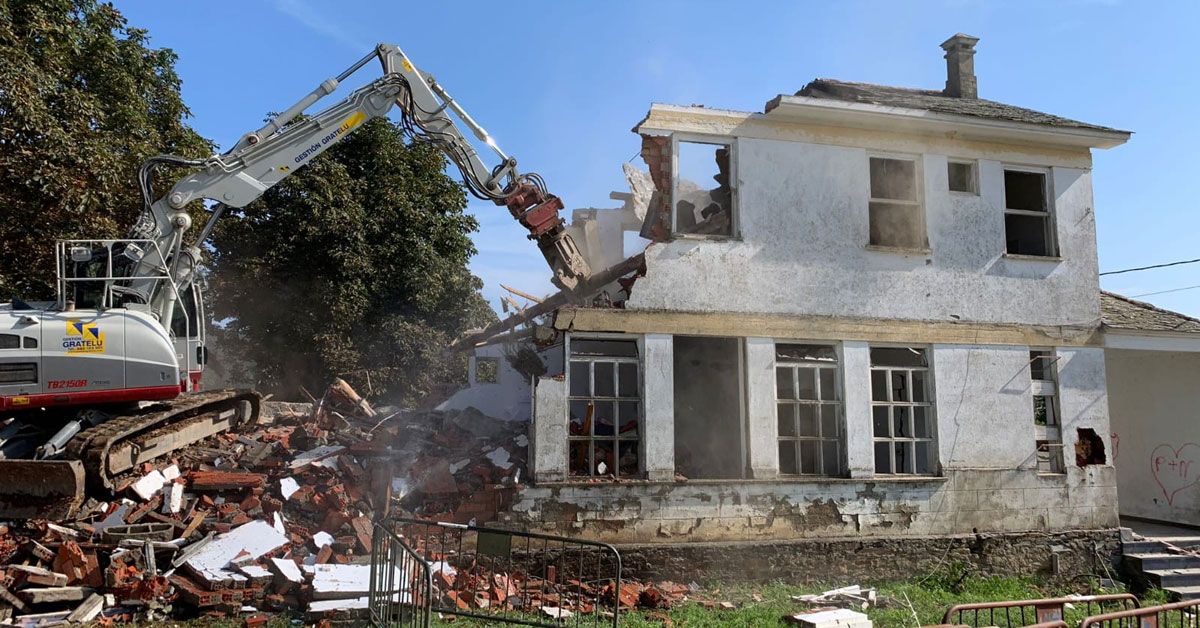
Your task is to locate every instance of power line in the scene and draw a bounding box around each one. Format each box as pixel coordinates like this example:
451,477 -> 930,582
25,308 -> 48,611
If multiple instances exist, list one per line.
1100,257 -> 1200,276
1131,284 -> 1200,298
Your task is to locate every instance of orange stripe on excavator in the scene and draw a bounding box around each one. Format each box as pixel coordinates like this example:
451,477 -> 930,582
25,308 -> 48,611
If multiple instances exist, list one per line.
1,384 -> 182,411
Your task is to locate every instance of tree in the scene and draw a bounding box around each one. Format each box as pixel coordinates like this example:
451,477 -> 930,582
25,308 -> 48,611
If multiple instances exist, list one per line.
209,117 -> 496,402
0,0 -> 211,299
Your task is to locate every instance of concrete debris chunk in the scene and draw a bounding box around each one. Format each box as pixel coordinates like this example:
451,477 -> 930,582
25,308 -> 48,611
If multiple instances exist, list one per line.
65,592 -> 106,623
17,586 -> 94,605
131,469 -> 166,500
307,595 -> 372,613
269,557 -> 304,585
289,445 -> 346,469
792,585 -> 877,611
784,608 -> 873,628
162,481 -> 185,514
312,531 -> 334,549
303,563 -> 381,600
279,476 -> 300,500
183,520 -> 288,582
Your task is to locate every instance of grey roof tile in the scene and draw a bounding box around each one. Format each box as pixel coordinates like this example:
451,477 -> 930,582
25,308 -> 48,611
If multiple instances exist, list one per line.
797,79 -> 1126,134
1101,291 -> 1200,334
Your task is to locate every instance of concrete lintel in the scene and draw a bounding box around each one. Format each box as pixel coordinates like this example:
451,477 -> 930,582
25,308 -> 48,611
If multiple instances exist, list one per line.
553,308 -> 1101,348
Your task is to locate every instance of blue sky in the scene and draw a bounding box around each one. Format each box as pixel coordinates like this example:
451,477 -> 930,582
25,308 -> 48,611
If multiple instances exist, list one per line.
115,0 -> 1200,317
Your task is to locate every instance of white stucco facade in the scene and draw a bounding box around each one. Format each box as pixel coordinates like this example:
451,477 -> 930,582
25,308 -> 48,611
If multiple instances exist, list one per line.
468,63 -> 1133,543
1106,340 -> 1200,526
628,117 -> 1104,329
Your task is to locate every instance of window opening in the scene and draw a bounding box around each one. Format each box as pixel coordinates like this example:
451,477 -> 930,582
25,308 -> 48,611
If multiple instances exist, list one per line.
870,347 -> 935,474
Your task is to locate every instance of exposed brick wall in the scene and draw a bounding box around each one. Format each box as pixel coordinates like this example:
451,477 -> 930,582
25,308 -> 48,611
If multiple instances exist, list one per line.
614,529 -> 1120,583
639,134 -> 672,241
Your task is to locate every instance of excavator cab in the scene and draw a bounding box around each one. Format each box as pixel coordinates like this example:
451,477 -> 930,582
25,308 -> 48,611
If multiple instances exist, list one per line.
0,239 -> 242,519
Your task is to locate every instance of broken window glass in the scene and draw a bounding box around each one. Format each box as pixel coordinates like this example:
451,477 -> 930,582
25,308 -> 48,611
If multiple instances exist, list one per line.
868,156 -> 926,250
1003,169 -> 1055,257
776,342 -> 843,477
776,344 -> 836,362
871,347 -> 928,368
674,141 -> 734,237
948,160 -> 976,194
567,338 -> 641,479
869,346 -> 936,475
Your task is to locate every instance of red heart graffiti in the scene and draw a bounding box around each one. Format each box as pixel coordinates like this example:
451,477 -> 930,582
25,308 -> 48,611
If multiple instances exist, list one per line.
1151,443 -> 1200,506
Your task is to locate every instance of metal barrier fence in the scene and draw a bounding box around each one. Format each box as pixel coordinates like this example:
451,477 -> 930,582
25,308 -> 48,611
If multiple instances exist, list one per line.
1078,599 -> 1200,628
373,517 -> 622,628
369,522 -> 433,627
943,593 -> 1140,628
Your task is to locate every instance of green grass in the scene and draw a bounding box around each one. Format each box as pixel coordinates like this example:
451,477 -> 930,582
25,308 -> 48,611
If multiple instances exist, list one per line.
429,572 -> 1169,628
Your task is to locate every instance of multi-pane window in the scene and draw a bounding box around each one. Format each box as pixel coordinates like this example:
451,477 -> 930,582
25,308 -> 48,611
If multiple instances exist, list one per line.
1030,349 -> 1065,474
870,347 -> 936,475
1003,169 -> 1056,257
775,343 -> 843,476
868,156 -> 926,250
568,339 -> 640,478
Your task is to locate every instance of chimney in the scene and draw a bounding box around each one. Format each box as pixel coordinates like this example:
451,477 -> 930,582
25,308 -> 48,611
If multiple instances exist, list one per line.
940,33 -> 979,99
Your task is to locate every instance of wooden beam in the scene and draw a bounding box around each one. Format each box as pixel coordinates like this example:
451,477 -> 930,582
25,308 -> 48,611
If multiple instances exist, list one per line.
450,253 -> 645,352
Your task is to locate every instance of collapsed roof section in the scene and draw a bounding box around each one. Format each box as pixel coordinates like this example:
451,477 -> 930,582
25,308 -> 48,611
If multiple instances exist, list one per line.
451,165 -> 655,351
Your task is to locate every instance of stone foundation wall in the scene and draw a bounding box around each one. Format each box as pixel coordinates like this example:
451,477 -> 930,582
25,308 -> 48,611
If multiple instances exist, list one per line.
503,468 -> 1118,544
613,529 -> 1121,583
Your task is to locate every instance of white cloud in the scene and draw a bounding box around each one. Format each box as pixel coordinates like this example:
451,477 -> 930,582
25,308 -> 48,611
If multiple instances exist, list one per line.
270,0 -> 364,51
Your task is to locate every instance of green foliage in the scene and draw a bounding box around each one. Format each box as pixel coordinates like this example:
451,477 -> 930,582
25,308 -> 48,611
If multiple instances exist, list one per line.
0,0 -> 210,299
432,575 -> 1151,628
208,117 -> 495,402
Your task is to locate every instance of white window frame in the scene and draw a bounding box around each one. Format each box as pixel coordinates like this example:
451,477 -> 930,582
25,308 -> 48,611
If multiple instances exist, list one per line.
774,341 -> 844,477
1001,165 -> 1058,257
869,345 -> 937,475
1030,348 -> 1065,474
670,134 -> 739,239
947,158 -> 979,195
565,333 -> 643,479
866,152 -> 927,250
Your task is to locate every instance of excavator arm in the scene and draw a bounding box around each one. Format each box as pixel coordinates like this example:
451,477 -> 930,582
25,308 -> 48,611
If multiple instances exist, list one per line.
131,43 -> 590,328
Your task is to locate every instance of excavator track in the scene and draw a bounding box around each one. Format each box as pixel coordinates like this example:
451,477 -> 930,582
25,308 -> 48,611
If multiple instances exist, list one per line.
64,389 -> 261,493
0,390 -> 260,520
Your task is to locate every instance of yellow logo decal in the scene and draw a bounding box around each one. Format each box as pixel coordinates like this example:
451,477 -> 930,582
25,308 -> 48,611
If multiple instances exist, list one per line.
341,111 -> 366,133
63,320 -> 105,354
402,58 -> 414,73
12,396 -> 29,406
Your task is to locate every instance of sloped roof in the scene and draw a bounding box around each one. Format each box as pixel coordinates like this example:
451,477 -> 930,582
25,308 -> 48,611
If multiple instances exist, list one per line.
797,79 -> 1126,134
1101,291 -> 1200,335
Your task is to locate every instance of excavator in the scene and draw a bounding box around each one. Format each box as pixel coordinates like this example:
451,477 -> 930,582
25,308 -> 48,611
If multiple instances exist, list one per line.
0,44 -> 591,519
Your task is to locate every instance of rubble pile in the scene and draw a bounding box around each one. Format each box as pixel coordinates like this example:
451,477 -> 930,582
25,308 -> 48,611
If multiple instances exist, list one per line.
388,406 -> 527,524
414,561 -> 698,621
0,379 -> 528,625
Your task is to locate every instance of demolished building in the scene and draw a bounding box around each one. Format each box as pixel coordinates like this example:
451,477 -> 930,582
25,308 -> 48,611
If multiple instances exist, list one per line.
446,33 -> 1145,579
